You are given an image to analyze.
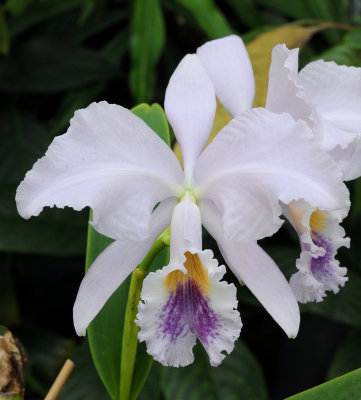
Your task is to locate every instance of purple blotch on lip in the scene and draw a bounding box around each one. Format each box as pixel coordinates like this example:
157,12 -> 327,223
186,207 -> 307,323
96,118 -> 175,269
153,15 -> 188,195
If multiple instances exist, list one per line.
158,280 -> 220,345
310,231 -> 334,280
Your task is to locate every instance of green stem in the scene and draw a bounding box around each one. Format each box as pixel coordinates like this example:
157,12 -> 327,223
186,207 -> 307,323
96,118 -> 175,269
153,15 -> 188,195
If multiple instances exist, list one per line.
119,230 -> 169,400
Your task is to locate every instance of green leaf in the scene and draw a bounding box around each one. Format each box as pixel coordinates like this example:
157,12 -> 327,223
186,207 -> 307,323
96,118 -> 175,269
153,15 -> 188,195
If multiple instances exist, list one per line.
161,340 -> 268,400
0,36 -> 117,93
285,368 -> 361,400
58,339 -> 110,400
130,0 -> 165,103
138,361 -> 162,400
86,103 -> 170,400
327,330 -> 361,380
131,103 -> 171,146
85,219 -> 121,399
175,0 -> 234,39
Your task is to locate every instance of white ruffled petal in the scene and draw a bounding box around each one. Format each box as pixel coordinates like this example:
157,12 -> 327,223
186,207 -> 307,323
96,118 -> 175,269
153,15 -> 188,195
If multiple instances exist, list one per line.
267,45 -> 361,180
164,54 -> 216,182
329,138 -> 361,181
16,101 -> 183,241
73,197 -> 176,336
266,44 -> 314,127
197,35 -> 255,117
299,60 -> 361,153
136,249 -> 242,367
194,108 -> 349,242
199,199 -> 300,338
287,200 -> 350,303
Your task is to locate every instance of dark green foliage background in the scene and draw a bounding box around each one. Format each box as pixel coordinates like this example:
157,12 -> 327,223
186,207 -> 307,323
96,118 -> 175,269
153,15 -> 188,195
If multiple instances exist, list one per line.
1,0 -> 361,399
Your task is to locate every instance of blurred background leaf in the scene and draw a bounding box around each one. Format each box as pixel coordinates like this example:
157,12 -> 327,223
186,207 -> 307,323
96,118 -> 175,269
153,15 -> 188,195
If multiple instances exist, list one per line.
0,0 -> 361,399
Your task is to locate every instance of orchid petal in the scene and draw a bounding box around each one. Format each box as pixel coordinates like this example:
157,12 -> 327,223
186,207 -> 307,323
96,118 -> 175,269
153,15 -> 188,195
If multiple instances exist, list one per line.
136,249 -> 242,367
197,35 -> 255,117
73,197 -> 176,336
164,54 -> 216,182
329,139 -> 361,181
16,101 -> 183,241
286,200 -> 350,303
267,45 -> 361,179
266,44 -> 313,126
194,108 -> 349,242
199,199 -> 300,338
299,60 -> 361,150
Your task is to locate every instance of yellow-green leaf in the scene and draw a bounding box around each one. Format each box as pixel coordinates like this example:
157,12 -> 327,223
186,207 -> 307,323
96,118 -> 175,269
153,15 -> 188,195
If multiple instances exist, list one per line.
285,367 -> 361,400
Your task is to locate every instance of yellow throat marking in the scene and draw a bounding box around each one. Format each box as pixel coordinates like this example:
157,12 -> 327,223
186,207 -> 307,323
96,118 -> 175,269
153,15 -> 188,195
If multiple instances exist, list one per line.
164,252 -> 211,295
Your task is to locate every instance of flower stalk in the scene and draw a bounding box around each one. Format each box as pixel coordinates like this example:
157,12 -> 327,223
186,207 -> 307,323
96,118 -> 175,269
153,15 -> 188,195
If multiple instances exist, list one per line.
119,229 -> 169,400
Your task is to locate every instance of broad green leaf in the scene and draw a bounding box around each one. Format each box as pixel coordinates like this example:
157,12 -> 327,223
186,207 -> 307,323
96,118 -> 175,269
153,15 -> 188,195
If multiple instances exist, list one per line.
175,0 -> 234,39
316,43 -> 361,66
327,330 -> 361,380
285,368 -> 361,400
0,36 -> 117,93
86,104 -> 170,400
161,340 -> 268,400
132,103 -> 171,146
138,362 -> 162,400
246,22 -> 350,107
58,340 -> 110,400
85,219 -> 120,399
130,0 -> 165,103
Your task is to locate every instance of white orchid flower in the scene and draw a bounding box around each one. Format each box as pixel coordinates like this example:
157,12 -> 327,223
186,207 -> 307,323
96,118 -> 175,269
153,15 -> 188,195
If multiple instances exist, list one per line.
16,50 -> 348,367
265,44 -> 361,302
196,35 -> 355,304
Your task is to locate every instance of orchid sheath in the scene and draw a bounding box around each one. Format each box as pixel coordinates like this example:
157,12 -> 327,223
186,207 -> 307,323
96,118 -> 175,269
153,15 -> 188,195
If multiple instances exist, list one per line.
16,50 -> 349,366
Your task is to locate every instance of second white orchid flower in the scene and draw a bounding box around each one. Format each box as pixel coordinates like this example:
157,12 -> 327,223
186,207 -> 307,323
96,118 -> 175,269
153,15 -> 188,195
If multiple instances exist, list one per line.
197,35 -> 357,304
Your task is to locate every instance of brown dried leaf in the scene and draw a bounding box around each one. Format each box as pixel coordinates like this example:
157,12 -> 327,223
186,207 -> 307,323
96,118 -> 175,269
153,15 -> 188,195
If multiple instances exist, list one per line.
0,330 -> 26,397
